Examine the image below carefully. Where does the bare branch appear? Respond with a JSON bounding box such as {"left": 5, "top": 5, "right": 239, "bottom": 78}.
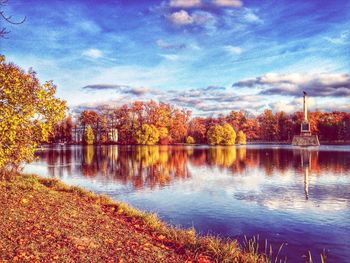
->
{"left": 0, "top": 27, "right": 10, "bottom": 38}
{"left": 0, "top": 10, "right": 26, "bottom": 25}
{"left": 0, "top": 0, "right": 26, "bottom": 38}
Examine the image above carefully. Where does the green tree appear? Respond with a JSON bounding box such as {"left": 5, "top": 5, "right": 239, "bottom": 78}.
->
{"left": 84, "top": 125, "right": 95, "bottom": 145}
{"left": 0, "top": 55, "right": 66, "bottom": 174}
{"left": 221, "top": 123, "right": 236, "bottom": 145}
{"left": 134, "top": 124, "right": 159, "bottom": 145}
{"left": 236, "top": 130, "right": 247, "bottom": 144}
{"left": 207, "top": 125, "right": 224, "bottom": 145}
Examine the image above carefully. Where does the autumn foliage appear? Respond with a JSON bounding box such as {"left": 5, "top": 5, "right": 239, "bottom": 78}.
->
{"left": 134, "top": 124, "right": 159, "bottom": 145}
{"left": 207, "top": 124, "right": 236, "bottom": 145}
{"left": 0, "top": 55, "right": 66, "bottom": 173}
{"left": 236, "top": 130, "right": 247, "bottom": 145}
{"left": 62, "top": 105, "right": 350, "bottom": 146}
{"left": 84, "top": 125, "right": 95, "bottom": 145}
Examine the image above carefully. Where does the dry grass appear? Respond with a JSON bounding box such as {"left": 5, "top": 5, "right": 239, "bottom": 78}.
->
{"left": 0, "top": 173, "right": 312, "bottom": 262}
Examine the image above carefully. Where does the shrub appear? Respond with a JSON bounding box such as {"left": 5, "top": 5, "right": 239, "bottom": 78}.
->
{"left": 186, "top": 136, "right": 195, "bottom": 144}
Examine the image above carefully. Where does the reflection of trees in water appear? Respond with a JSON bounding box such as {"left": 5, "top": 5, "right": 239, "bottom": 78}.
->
{"left": 207, "top": 146, "right": 237, "bottom": 167}
{"left": 66, "top": 146, "right": 191, "bottom": 189}
{"left": 35, "top": 145, "right": 350, "bottom": 189}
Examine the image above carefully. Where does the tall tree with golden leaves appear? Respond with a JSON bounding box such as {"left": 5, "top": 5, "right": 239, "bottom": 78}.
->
{"left": 0, "top": 55, "right": 66, "bottom": 174}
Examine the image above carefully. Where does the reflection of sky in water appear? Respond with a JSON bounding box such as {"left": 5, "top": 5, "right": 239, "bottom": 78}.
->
{"left": 24, "top": 145, "right": 350, "bottom": 262}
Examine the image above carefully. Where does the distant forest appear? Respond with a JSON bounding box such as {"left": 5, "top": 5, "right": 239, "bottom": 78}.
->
{"left": 49, "top": 100, "right": 350, "bottom": 144}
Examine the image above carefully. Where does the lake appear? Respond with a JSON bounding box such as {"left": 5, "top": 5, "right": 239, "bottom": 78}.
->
{"left": 24, "top": 145, "right": 350, "bottom": 262}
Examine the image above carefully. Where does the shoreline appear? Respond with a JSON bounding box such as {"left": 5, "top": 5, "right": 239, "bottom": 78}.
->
{"left": 41, "top": 141, "right": 350, "bottom": 148}
{"left": 1, "top": 173, "right": 279, "bottom": 262}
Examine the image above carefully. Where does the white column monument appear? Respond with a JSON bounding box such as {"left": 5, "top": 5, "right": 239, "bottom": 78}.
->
{"left": 292, "top": 91, "right": 320, "bottom": 146}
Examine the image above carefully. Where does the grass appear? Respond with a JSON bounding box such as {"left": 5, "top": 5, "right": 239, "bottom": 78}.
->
{"left": 0, "top": 173, "right": 324, "bottom": 262}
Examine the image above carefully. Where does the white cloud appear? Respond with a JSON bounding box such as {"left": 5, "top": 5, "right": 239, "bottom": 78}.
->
{"left": 324, "top": 31, "right": 349, "bottom": 45}
{"left": 224, "top": 45, "right": 243, "bottom": 55}
{"left": 269, "top": 97, "right": 316, "bottom": 113}
{"left": 244, "top": 8, "right": 263, "bottom": 23}
{"left": 160, "top": 54, "right": 180, "bottom": 61}
{"left": 213, "top": 0, "right": 243, "bottom": 7}
{"left": 82, "top": 48, "right": 103, "bottom": 59}
{"left": 169, "top": 10, "right": 214, "bottom": 26}
{"left": 169, "top": 10, "right": 194, "bottom": 25}
{"left": 169, "top": 0, "right": 201, "bottom": 8}
{"left": 234, "top": 72, "right": 350, "bottom": 97}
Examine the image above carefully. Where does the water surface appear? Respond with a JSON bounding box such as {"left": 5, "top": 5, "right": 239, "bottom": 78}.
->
{"left": 25, "top": 145, "right": 350, "bottom": 262}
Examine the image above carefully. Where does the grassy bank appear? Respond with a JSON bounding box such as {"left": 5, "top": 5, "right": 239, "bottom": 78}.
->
{"left": 1, "top": 174, "right": 281, "bottom": 262}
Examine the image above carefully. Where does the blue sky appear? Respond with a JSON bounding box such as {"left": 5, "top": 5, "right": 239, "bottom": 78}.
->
{"left": 2, "top": 0, "right": 350, "bottom": 115}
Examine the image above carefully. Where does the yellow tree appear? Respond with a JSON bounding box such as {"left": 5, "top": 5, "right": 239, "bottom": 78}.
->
{"left": 222, "top": 123, "right": 236, "bottom": 145}
{"left": 236, "top": 130, "right": 247, "bottom": 144}
{"left": 207, "top": 125, "right": 224, "bottom": 145}
{"left": 158, "top": 127, "right": 168, "bottom": 140}
{"left": 84, "top": 125, "right": 95, "bottom": 145}
{"left": 134, "top": 124, "right": 159, "bottom": 145}
{"left": 0, "top": 55, "right": 66, "bottom": 173}
{"left": 186, "top": 136, "right": 195, "bottom": 144}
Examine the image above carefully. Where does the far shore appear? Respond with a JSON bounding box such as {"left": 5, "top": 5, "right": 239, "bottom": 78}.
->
{"left": 40, "top": 140, "right": 350, "bottom": 147}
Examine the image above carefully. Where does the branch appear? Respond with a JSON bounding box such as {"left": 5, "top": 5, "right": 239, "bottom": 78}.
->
{"left": 0, "top": 27, "right": 10, "bottom": 38}
{"left": 0, "top": 10, "right": 26, "bottom": 25}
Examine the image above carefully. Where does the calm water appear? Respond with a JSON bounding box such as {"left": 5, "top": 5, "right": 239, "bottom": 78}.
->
{"left": 24, "top": 145, "right": 350, "bottom": 262}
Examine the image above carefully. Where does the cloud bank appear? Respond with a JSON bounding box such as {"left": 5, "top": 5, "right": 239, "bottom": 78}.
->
{"left": 233, "top": 73, "right": 350, "bottom": 97}
{"left": 83, "top": 84, "right": 152, "bottom": 96}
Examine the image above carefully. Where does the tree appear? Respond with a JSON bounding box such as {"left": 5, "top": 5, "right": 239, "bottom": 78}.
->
{"left": 221, "top": 123, "right": 236, "bottom": 145}
{"left": 169, "top": 109, "right": 191, "bottom": 143}
{"left": 114, "top": 104, "right": 134, "bottom": 144}
{"left": 188, "top": 117, "right": 207, "bottom": 143}
{"left": 84, "top": 125, "right": 94, "bottom": 145}
{"left": 49, "top": 115, "right": 73, "bottom": 143}
{"left": 236, "top": 130, "right": 247, "bottom": 144}
{"left": 158, "top": 127, "right": 169, "bottom": 145}
{"left": 186, "top": 136, "right": 195, "bottom": 144}
{"left": 0, "top": 55, "right": 66, "bottom": 173}
{"left": 207, "top": 125, "right": 224, "bottom": 145}
{"left": 134, "top": 124, "right": 159, "bottom": 145}
{"left": 257, "top": 109, "right": 279, "bottom": 141}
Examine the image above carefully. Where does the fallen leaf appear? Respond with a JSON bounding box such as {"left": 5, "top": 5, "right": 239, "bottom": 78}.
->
{"left": 158, "top": 235, "right": 166, "bottom": 240}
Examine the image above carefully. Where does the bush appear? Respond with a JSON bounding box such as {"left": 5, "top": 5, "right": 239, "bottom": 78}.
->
{"left": 186, "top": 136, "right": 195, "bottom": 144}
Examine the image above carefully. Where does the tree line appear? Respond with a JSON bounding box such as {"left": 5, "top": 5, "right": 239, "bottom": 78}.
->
{"left": 50, "top": 100, "right": 350, "bottom": 145}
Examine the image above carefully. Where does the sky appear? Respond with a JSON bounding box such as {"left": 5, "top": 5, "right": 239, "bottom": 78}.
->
{"left": 1, "top": 0, "right": 350, "bottom": 116}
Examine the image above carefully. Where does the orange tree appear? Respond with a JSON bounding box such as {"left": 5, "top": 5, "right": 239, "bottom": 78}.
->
{"left": 0, "top": 55, "right": 66, "bottom": 174}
